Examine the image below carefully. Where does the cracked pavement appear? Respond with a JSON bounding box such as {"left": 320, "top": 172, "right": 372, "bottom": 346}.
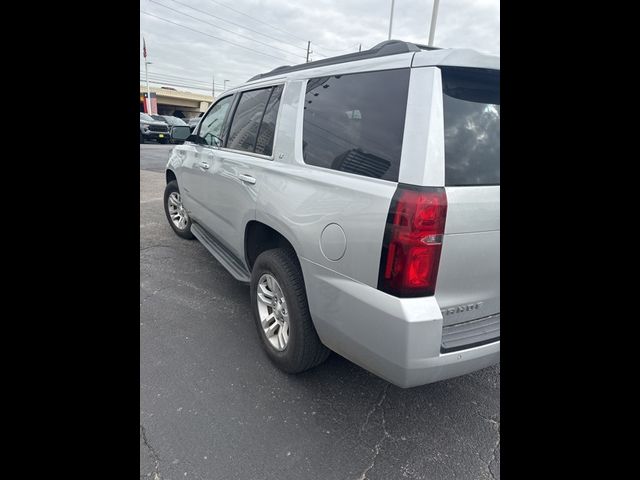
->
{"left": 140, "top": 145, "right": 500, "bottom": 480}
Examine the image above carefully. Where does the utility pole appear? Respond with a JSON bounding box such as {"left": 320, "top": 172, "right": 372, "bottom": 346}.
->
{"left": 359, "top": 44, "right": 362, "bottom": 52}
{"left": 306, "top": 41, "right": 312, "bottom": 63}
{"left": 224, "top": 79, "right": 229, "bottom": 90}
{"left": 388, "top": 0, "right": 395, "bottom": 40}
{"left": 428, "top": 0, "right": 440, "bottom": 46}
{"left": 212, "top": 73, "right": 215, "bottom": 99}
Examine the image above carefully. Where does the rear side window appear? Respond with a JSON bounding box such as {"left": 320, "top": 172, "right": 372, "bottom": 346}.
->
{"left": 255, "top": 85, "right": 283, "bottom": 156}
{"left": 441, "top": 67, "right": 500, "bottom": 186}
{"left": 226, "top": 85, "right": 283, "bottom": 155}
{"left": 302, "top": 69, "right": 410, "bottom": 182}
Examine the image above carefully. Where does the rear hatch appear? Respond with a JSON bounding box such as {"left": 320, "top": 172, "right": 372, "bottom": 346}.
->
{"left": 434, "top": 66, "right": 500, "bottom": 327}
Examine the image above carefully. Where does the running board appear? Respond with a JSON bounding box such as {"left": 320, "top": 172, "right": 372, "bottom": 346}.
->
{"left": 191, "top": 222, "right": 251, "bottom": 283}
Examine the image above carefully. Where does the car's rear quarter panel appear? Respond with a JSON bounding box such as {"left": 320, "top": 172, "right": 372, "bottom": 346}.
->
{"left": 256, "top": 163, "right": 395, "bottom": 287}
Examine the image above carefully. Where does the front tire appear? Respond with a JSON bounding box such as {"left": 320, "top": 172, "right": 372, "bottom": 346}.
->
{"left": 163, "top": 180, "right": 195, "bottom": 239}
{"left": 250, "top": 248, "right": 330, "bottom": 373}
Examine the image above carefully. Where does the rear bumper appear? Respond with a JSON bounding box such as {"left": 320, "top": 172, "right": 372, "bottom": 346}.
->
{"left": 300, "top": 258, "right": 500, "bottom": 388}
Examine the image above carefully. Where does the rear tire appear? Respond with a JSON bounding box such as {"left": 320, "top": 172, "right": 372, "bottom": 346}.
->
{"left": 250, "top": 248, "right": 330, "bottom": 373}
{"left": 163, "top": 180, "right": 195, "bottom": 239}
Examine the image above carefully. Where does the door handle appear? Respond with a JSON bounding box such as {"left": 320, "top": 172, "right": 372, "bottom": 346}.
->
{"left": 239, "top": 174, "right": 256, "bottom": 184}
{"left": 199, "top": 161, "right": 210, "bottom": 170}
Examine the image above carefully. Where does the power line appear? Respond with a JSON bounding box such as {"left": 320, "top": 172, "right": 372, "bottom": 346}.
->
{"left": 140, "top": 73, "right": 237, "bottom": 90}
{"left": 312, "top": 45, "right": 359, "bottom": 59}
{"left": 140, "top": 70, "right": 227, "bottom": 87}
{"left": 204, "top": 0, "right": 357, "bottom": 54}
{"left": 160, "top": 0, "right": 308, "bottom": 53}
{"left": 145, "top": 81, "right": 227, "bottom": 93}
{"left": 140, "top": 78, "right": 218, "bottom": 92}
{"left": 140, "top": 70, "right": 213, "bottom": 82}
{"left": 204, "top": 0, "right": 308, "bottom": 43}
{"left": 143, "top": 75, "right": 224, "bottom": 90}
{"left": 148, "top": 0, "right": 306, "bottom": 61}
{"left": 140, "top": 71, "right": 217, "bottom": 86}
{"left": 146, "top": 80, "right": 225, "bottom": 91}
{"left": 142, "top": 75, "right": 228, "bottom": 90}
{"left": 314, "top": 43, "right": 362, "bottom": 53}
{"left": 141, "top": 11, "right": 289, "bottom": 63}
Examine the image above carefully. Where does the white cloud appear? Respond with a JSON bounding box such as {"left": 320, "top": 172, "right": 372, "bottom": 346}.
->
{"left": 140, "top": 0, "right": 499, "bottom": 95}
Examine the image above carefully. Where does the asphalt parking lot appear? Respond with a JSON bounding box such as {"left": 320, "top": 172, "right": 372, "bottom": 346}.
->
{"left": 140, "top": 144, "right": 500, "bottom": 480}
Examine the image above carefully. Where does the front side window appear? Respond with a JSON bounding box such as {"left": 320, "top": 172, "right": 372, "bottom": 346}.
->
{"left": 302, "top": 69, "right": 410, "bottom": 181}
{"left": 441, "top": 67, "right": 500, "bottom": 186}
{"left": 198, "top": 96, "right": 234, "bottom": 146}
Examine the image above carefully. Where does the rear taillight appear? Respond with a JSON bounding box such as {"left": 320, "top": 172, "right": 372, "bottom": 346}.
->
{"left": 378, "top": 185, "right": 448, "bottom": 297}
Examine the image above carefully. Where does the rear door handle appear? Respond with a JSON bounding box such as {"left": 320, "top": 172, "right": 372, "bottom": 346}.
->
{"left": 199, "top": 161, "right": 210, "bottom": 170}
{"left": 239, "top": 174, "right": 256, "bottom": 184}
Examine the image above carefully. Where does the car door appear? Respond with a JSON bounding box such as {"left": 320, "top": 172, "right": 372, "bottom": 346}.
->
{"left": 178, "top": 95, "right": 235, "bottom": 225}
{"left": 197, "top": 84, "right": 284, "bottom": 260}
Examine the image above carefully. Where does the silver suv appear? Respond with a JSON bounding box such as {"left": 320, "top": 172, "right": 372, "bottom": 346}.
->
{"left": 164, "top": 40, "right": 500, "bottom": 388}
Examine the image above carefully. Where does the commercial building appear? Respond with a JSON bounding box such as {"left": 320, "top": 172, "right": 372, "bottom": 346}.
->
{"left": 140, "top": 85, "right": 213, "bottom": 119}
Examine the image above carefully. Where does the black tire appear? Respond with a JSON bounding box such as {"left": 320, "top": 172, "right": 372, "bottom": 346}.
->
{"left": 250, "top": 248, "right": 330, "bottom": 373}
{"left": 163, "top": 180, "right": 195, "bottom": 239}
{"left": 160, "top": 138, "right": 169, "bottom": 144}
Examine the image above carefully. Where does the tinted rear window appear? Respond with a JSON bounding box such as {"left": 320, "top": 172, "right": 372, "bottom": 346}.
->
{"left": 441, "top": 67, "right": 500, "bottom": 186}
{"left": 302, "top": 69, "right": 410, "bottom": 182}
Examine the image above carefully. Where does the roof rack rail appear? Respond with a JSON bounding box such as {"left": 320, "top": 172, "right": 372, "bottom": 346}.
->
{"left": 246, "top": 40, "right": 441, "bottom": 82}
{"left": 414, "top": 43, "right": 443, "bottom": 51}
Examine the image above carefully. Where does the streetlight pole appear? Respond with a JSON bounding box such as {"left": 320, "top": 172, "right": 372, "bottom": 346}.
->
{"left": 143, "top": 36, "right": 153, "bottom": 114}
{"left": 306, "top": 41, "right": 312, "bottom": 63}
{"left": 224, "top": 79, "right": 229, "bottom": 91}
{"left": 145, "top": 60, "right": 153, "bottom": 114}
{"left": 428, "top": 0, "right": 440, "bottom": 47}
{"left": 388, "top": 0, "right": 396, "bottom": 40}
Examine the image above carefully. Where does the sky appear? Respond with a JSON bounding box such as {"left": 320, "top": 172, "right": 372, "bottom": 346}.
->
{"left": 140, "top": 0, "right": 500, "bottom": 96}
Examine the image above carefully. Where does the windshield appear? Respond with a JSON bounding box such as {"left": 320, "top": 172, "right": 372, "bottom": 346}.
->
{"left": 140, "top": 113, "right": 154, "bottom": 122}
{"left": 441, "top": 67, "right": 500, "bottom": 186}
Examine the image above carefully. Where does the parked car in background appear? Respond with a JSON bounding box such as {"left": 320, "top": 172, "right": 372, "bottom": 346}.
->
{"left": 163, "top": 40, "right": 500, "bottom": 388}
{"left": 150, "top": 114, "right": 169, "bottom": 125}
{"left": 152, "top": 115, "right": 190, "bottom": 144}
{"left": 188, "top": 114, "right": 203, "bottom": 133}
{"left": 140, "top": 112, "right": 170, "bottom": 144}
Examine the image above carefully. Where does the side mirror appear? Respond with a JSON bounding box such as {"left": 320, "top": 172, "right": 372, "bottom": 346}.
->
{"left": 185, "top": 134, "right": 205, "bottom": 145}
{"left": 171, "top": 125, "right": 192, "bottom": 141}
